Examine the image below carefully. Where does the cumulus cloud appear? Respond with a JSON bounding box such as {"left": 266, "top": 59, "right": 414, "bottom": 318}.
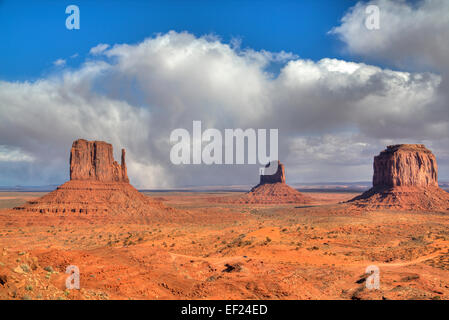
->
{"left": 0, "top": 145, "right": 34, "bottom": 162}
{"left": 273, "top": 58, "right": 441, "bottom": 138}
{"left": 0, "top": 65, "right": 168, "bottom": 187}
{"left": 89, "top": 43, "right": 110, "bottom": 55}
{"left": 1, "top": 29, "right": 448, "bottom": 187}
{"left": 53, "top": 59, "right": 66, "bottom": 67}
{"left": 330, "top": 0, "right": 449, "bottom": 179}
{"left": 331, "top": 0, "right": 449, "bottom": 71}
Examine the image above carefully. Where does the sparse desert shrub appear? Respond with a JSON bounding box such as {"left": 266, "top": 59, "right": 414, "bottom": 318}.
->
{"left": 44, "top": 266, "right": 54, "bottom": 273}
{"left": 21, "top": 264, "right": 30, "bottom": 273}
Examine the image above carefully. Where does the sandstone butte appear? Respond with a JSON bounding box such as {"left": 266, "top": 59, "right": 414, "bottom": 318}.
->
{"left": 227, "top": 161, "right": 314, "bottom": 204}
{"left": 348, "top": 144, "right": 449, "bottom": 211}
{"left": 69, "top": 139, "right": 129, "bottom": 183}
{"left": 14, "top": 139, "right": 167, "bottom": 218}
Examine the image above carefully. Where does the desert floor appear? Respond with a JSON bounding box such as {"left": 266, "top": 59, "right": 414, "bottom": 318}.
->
{"left": 0, "top": 190, "right": 448, "bottom": 300}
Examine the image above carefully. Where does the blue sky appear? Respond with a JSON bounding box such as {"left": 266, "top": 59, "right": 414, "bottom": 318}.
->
{"left": 0, "top": 0, "right": 357, "bottom": 81}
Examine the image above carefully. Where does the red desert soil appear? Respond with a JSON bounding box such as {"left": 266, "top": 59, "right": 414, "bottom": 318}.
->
{"left": 1, "top": 190, "right": 449, "bottom": 300}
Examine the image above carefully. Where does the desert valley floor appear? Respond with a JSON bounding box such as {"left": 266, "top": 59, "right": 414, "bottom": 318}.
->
{"left": 1, "top": 190, "right": 449, "bottom": 300}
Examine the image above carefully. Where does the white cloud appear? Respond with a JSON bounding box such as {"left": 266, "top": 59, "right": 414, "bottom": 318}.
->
{"left": 0, "top": 68, "right": 168, "bottom": 187}
{"left": 329, "top": 0, "right": 449, "bottom": 178}
{"left": 89, "top": 43, "right": 110, "bottom": 55}
{"left": 330, "top": 0, "right": 449, "bottom": 70}
{"left": 53, "top": 59, "right": 66, "bottom": 67}
{"left": 0, "top": 145, "right": 34, "bottom": 162}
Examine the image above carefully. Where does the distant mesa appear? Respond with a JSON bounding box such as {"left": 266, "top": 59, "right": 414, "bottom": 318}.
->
{"left": 14, "top": 139, "right": 165, "bottom": 217}
{"left": 223, "top": 161, "right": 314, "bottom": 204}
{"left": 348, "top": 144, "right": 449, "bottom": 211}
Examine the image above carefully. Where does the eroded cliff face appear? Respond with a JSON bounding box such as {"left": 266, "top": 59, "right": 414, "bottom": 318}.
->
{"left": 348, "top": 144, "right": 449, "bottom": 211}
{"left": 373, "top": 144, "right": 438, "bottom": 188}
{"left": 14, "top": 139, "right": 171, "bottom": 217}
{"left": 69, "top": 139, "right": 129, "bottom": 183}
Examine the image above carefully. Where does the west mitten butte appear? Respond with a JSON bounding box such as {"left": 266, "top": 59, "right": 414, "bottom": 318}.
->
{"left": 348, "top": 144, "right": 449, "bottom": 211}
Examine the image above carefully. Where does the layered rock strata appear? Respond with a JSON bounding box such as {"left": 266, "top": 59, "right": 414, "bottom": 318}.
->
{"left": 348, "top": 144, "right": 449, "bottom": 211}
{"left": 15, "top": 139, "right": 163, "bottom": 216}
{"left": 225, "top": 161, "right": 313, "bottom": 204}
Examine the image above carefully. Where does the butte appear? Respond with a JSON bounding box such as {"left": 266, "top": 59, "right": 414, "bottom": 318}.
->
{"left": 14, "top": 139, "right": 166, "bottom": 217}
{"left": 348, "top": 144, "right": 449, "bottom": 211}
{"left": 228, "top": 161, "right": 314, "bottom": 204}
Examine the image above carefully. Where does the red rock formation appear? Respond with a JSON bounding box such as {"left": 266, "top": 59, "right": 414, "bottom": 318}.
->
{"left": 70, "top": 139, "right": 129, "bottom": 183}
{"left": 15, "top": 139, "right": 170, "bottom": 219}
{"left": 234, "top": 182, "right": 314, "bottom": 204}
{"left": 17, "top": 180, "right": 161, "bottom": 215}
{"left": 348, "top": 144, "right": 449, "bottom": 211}
{"left": 221, "top": 161, "right": 313, "bottom": 204}
{"left": 372, "top": 144, "right": 438, "bottom": 188}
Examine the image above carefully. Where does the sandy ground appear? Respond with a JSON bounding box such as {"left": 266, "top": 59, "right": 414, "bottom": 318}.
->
{"left": 0, "top": 191, "right": 448, "bottom": 300}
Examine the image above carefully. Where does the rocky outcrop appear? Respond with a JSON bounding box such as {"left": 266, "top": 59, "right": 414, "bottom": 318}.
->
{"left": 70, "top": 139, "right": 129, "bottom": 182}
{"left": 220, "top": 161, "right": 313, "bottom": 204}
{"left": 236, "top": 182, "right": 314, "bottom": 204}
{"left": 348, "top": 144, "right": 449, "bottom": 211}
{"left": 14, "top": 139, "right": 172, "bottom": 219}
{"left": 372, "top": 144, "right": 438, "bottom": 188}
